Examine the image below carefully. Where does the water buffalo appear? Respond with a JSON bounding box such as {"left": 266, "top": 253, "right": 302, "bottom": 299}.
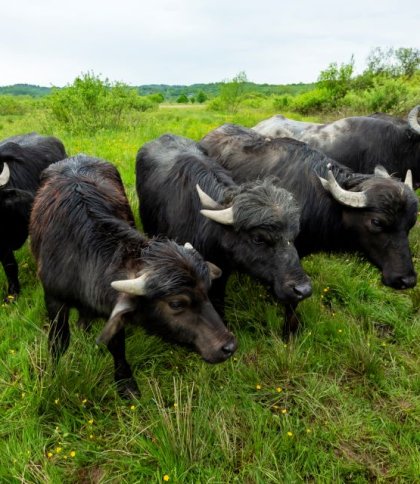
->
{"left": 0, "top": 132, "right": 66, "bottom": 299}
{"left": 136, "top": 134, "right": 312, "bottom": 336}
{"left": 252, "top": 106, "right": 420, "bottom": 187}
{"left": 30, "top": 155, "right": 236, "bottom": 398}
{"left": 201, "top": 124, "right": 418, "bottom": 290}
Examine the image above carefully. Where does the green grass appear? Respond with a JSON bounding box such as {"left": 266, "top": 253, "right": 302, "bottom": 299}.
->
{"left": 0, "top": 105, "right": 419, "bottom": 483}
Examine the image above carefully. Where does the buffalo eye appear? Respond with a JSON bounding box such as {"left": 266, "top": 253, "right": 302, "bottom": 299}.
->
{"left": 371, "top": 218, "right": 382, "bottom": 228}
{"left": 168, "top": 300, "right": 187, "bottom": 311}
{"left": 252, "top": 235, "right": 265, "bottom": 245}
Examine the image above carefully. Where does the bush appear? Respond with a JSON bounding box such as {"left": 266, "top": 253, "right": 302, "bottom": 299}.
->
{"left": 47, "top": 72, "right": 155, "bottom": 133}
{"left": 0, "top": 95, "right": 29, "bottom": 115}
{"left": 272, "top": 94, "right": 293, "bottom": 110}
{"left": 291, "top": 88, "right": 334, "bottom": 114}
{"left": 365, "top": 78, "right": 409, "bottom": 112}
{"left": 176, "top": 94, "right": 189, "bottom": 103}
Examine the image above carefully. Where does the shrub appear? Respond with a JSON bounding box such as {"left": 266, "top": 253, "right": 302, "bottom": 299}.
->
{"left": 196, "top": 91, "right": 207, "bottom": 103}
{"left": 291, "top": 88, "right": 334, "bottom": 114}
{"left": 176, "top": 94, "right": 189, "bottom": 103}
{"left": 272, "top": 94, "right": 293, "bottom": 110}
{"left": 0, "top": 95, "right": 28, "bottom": 115}
{"left": 47, "top": 72, "right": 154, "bottom": 133}
{"left": 364, "top": 78, "right": 409, "bottom": 112}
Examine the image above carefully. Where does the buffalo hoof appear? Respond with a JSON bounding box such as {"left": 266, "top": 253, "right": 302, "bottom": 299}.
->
{"left": 76, "top": 317, "right": 92, "bottom": 331}
{"left": 116, "top": 378, "right": 141, "bottom": 400}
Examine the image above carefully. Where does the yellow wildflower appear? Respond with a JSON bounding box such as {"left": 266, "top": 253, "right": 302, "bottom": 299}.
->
{"left": 88, "top": 419, "right": 94, "bottom": 425}
{"left": 163, "top": 475, "right": 170, "bottom": 482}
{"left": 276, "top": 387, "right": 282, "bottom": 393}
{"left": 287, "top": 431, "right": 293, "bottom": 437}
{"left": 55, "top": 447, "right": 62, "bottom": 454}
{"left": 130, "top": 405, "right": 136, "bottom": 411}
{"left": 281, "top": 409, "right": 287, "bottom": 414}
{"left": 69, "top": 451, "right": 76, "bottom": 458}
{"left": 256, "top": 384, "right": 262, "bottom": 390}
{"left": 54, "top": 399, "right": 59, "bottom": 405}
{"left": 47, "top": 452, "right": 53, "bottom": 458}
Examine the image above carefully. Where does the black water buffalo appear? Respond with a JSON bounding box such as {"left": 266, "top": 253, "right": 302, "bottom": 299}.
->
{"left": 136, "top": 134, "right": 312, "bottom": 335}
{"left": 30, "top": 155, "right": 236, "bottom": 398}
{"left": 200, "top": 124, "right": 418, "bottom": 290}
{"left": 0, "top": 132, "right": 66, "bottom": 299}
{"left": 252, "top": 106, "right": 420, "bottom": 187}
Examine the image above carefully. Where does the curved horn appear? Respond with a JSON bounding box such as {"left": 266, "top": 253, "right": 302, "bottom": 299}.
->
{"left": 111, "top": 273, "right": 149, "bottom": 296}
{"left": 196, "top": 184, "right": 222, "bottom": 209}
{"left": 319, "top": 164, "right": 367, "bottom": 208}
{"left": 200, "top": 207, "right": 234, "bottom": 225}
{"left": 374, "top": 165, "right": 391, "bottom": 178}
{"left": 0, "top": 162, "right": 10, "bottom": 186}
{"left": 407, "top": 105, "right": 420, "bottom": 135}
{"left": 404, "top": 169, "right": 413, "bottom": 190}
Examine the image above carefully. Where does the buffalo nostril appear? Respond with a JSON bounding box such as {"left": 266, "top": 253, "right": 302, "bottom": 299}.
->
{"left": 221, "top": 339, "right": 237, "bottom": 356}
{"left": 293, "top": 282, "right": 312, "bottom": 299}
{"left": 399, "top": 275, "right": 417, "bottom": 289}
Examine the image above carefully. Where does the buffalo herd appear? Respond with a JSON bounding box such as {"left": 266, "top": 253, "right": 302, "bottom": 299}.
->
{"left": 1, "top": 106, "right": 419, "bottom": 396}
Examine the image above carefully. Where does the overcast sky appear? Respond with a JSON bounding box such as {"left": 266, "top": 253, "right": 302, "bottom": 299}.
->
{"left": 1, "top": 0, "right": 419, "bottom": 87}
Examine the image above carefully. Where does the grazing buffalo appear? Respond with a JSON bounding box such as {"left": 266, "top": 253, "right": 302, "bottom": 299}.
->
{"left": 136, "top": 134, "right": 312, "bottom": 335}
{"left": 252, "top": 106, "right": 420, "bottom": 187}
{"left": 201, "top": 124, "right": 418, "bottom": 290}
{"left": 30, "top": 155, "right": 236, "bottom": 398}
{"left": 0, "top": 133, "right": 66, "bottom": 299}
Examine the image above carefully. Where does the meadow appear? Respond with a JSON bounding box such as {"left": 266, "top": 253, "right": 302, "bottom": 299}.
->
{"left": 0, "top": 104, "right": 419, "bottom": 483}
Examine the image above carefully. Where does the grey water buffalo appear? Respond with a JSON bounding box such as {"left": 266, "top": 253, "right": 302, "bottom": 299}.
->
{"left": 0, "top": 133, "right": 66, "bottom": 299}
{"left": 252, "top": 106, "right": 420, "bottom": 187}
{"left": 201, "top": 124, "right": 418, "bottom": 290}
{"left": 30, "top": 155, "right": 236, "bottom": 398}
{"left": 136, "top": 134, "right": 312, "bottom": 335}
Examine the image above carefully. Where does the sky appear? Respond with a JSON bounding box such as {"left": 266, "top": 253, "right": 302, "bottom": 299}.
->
{"left": 1, "top": 0, "right": 419, "bottom": 87}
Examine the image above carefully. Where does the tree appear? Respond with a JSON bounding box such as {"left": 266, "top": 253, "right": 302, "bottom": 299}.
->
{"left": 176, "top": 93, "right": 189, "bottom": 103}
{"left": 317, "top": 56, "right": 354, "bottom": 104}
{"left": 394, "top": 47, "right": 420, "bottom": 77}
{"left": 219, "top": 71, "right": 248, "bottom": 113}
{"left": 196, "top": 90, "right": 207, "bottom": 103}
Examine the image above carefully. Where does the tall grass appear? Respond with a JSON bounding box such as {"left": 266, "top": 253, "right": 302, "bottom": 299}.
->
{"left": 0, "top": 105, "right": 419, "bottom": 482}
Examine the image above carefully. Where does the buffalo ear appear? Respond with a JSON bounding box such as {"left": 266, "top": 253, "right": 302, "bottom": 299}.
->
{"left": 207, "top": 261, "right": 222, "bottom": 280}
{"left": 96, "top": 294, "right": 136, "bottom": 345}
{"left": 0, "top": 142, "right": 27, "bottom": 163}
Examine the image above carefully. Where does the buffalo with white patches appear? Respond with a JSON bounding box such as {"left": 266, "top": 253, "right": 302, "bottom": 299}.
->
{"left": 252, "top": 106, "right": 420, "bottom": 187}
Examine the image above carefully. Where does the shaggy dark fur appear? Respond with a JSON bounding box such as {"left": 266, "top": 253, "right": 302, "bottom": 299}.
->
{"left": 30, "top": 155, "right": 235, "bottom": 398}
{"left": 0, "top": 132, "right": 66, "bottom": 298}
{"left": 136, "top": 134, "right": 312, "bottom": 330}
{"left": 200, "top": 124, "right": 418, "bottom": 290}
{"left": 253, "top": 111, "right": 420, "bottom": 187}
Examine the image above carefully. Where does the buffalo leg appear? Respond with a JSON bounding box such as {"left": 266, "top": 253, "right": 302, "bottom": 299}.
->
{"left": 107, "top": 328, "right": 140, "bottom": 398}
{"left": 76, "top": 308, "right": 93, "bottom": 331}
{"left": 45, "top": 294, "right": 70, "bottom": 362}
{"left": 0, "top": 248, "right": 19, "bottom": 300}
{"left": 283, "top": 303, "right": 300, "bottom": 340}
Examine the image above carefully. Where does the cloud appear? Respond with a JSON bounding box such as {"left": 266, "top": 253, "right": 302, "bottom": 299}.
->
{"left": 1, "top": 0, "right": 419, "bottom": 86}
